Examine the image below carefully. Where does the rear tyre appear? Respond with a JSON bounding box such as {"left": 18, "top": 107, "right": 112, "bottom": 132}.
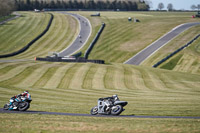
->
{"left": 3, "top": 104, "right": 9, "bottom": 110}
{"left": 90, "top": 106, "right": 98, "bottom": 115}
{"left": 18, "top": 102, "right": 29, "bottom": 111}
{"left": 111, "top": 105, "right": 123, "bottom": 115}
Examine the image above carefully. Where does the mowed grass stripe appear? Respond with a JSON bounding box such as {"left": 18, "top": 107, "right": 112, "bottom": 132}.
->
{"left": 113, "top": 65, "right": 127, "bottom": 90}
{"left": 104, "top": 65, "right": 115, "bottom": 89}
{"left": 16, "top": 64, "right": 53, "bottom": 88}
{"left": 58, "top": 63, "right": 81, "bottom": 89}
{"left": 0, "top": 12, "right": 31, "bottom": 41}
{"left": 159, "top": 73, "right": 198, "bottom": 95}
{"left": 10, "top": 13, "right": 48, "bottom": 50}
{"left": 0, "top": 14, "right": 31, "bottom": 53}
{"left": 44, "top": 64, "right": 75, "bottom": 89}
{"left": 0, "top": 63, "right": 39, "bottom": 82}
{"left": 69, "top": 63, "right": 92, "bottom": 89}
{"left": 92, "top": 64, "right": 106, "bottom": 90}
{"left": 33, "top": 66, "right": 59, "bottom": 88}
{"left": 15, "top": 12, "right": 77, "bottom": 59}
{"left": 0, "top": 64, "right": 23, "bottom": 76}
{"left": 123, "top": 65, "right": 139, "bottom": 90}
{"left": 0, "top": 65, "right": 40, "bottom": 87}
{"left": 82, "top": 64, "right": 98, "bottom": 89}
{"left": 0, "top": 62, "right": 200, "bottom": 116}
{"left": 0, "top": 13, "right": 46, "bottom": 55}
{"left": 16, "top": 13, "right": 63, "bottom": 58}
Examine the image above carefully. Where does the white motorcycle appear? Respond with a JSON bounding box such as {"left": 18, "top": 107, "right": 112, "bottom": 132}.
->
{"left": 91, "top": 95, "right": 128, "bottom": 115}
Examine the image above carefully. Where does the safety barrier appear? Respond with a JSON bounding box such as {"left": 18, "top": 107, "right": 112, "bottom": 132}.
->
{"left": 84, "top": 22, "right": 105, "bottom": 59}
{"left": 35, "top": 57, "right": 104, "bottom": 64}
{"left": 0, "top": 13, "right": 54, "bottom": 58}
{"left": 153, "top": 33, "right": 200, "bottom": 68}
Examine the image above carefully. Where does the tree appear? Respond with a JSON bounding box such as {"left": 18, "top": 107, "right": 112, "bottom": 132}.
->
{"left": 158, "top": 2, "right": 164, "bottom": 10}
{"left": 0, "top": 0, "right": 16, "bottom": 16}
{"left": 191, "top": 4, "right": 197, "bottom": 10}
{"left": 167, "top": 3, "right": 173, "bottom": 11}
{"left": 198, "top": 4, "right": 200, "bottom": 11}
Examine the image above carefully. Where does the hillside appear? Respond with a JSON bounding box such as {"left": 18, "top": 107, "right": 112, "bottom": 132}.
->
{"left": 143, "top": 25, "right": 200, "bottom": 74}
{"left": 73, "top": 11, "right": 200, "bottom": 63}
{"left": 0, "top": 11, "right": 200, "bottom": 132}
{"left": 0, "top": 61, "right": 200, "bottom": 116}
{"left": 0, "top": 12, "right": 50, "bottom": 55}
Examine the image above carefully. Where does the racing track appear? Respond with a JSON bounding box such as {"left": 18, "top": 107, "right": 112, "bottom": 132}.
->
{"left": 124, "top": 22, "right": 200, "bottom": 65}
{"left": 57, "top": 12, "right": 92, "bottom": 57}
{"left": 0, "top": 108, "right": 200, "bottom": 119}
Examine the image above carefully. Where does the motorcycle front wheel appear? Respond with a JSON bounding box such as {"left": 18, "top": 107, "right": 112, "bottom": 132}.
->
{"left": 3, "top": 104, "right": 9, "bottom": 110}
{"left": 18, "top": 102, "right": 30, "bottom": 111}
{"left": 111, "top": 105, "right": 123, "bottom": 115}
{"left": 90, "top": 106, "right": 98, "bottom": 115}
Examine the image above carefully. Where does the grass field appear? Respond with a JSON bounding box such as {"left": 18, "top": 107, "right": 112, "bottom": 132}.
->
{"left": 1, "top": 113, "right": 200, "bottom": 133}
{"left": 72, "top": 11, "right": 200, "bottom": 63}
{"left": 143, "top": 25, "right": 200, "bottom": 74}
{"left": 0, "top": 61, "right": 200, "bottom": 132}
{"left": 1, "top": 11, "right": 200, "bottom": 132}
{"left": 0, "top": 61, "right": 200, "bottom": 116}
{"left": 0, "top": 12, "right": 50, "bottom": 55}
{"left": 0, "top": 12, "right": 78, "bottom": 59}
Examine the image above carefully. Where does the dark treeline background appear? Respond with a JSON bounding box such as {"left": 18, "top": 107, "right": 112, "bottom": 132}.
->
{"left": 16, "top": 0, "right": 150, "bottom": 11}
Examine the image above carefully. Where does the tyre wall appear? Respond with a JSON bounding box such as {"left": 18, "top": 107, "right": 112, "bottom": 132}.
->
{"left": 84, "top": 22, "right": 105, "bottom": 59}
{"left": 36, "top": 57, "right": 105, "bottom": 64}
{"left": 153, "top": 34, "right": 200, "bottom": 68}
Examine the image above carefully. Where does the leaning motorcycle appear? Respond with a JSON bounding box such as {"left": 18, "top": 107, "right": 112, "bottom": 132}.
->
{"left": 4, "top": 97, "right": 32, "bottom": 111}
{"left": 91, "top": 96, "right": 128, "bottom": 115}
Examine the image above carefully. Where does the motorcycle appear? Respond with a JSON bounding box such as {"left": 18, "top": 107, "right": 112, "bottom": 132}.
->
{"left": 90, "top": 96, "right": 128, "bottom": 115}
{"left": 4, "top": 96, "right": 32, "bottom": 111}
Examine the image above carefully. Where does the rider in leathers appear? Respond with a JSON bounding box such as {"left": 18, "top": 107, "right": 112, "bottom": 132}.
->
{"left": 9, "top": 91, "right": 31, "bottom": 110}
{"left": 100, "top": 95, "right": 119, "bottom": 111}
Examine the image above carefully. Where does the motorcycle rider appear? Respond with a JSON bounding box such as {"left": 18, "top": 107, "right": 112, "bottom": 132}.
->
{"left": 9, "top": 91, "right": 31, "bottom": 110}
{"left": 101, "top": 94, "right": 119, "bottom": 111}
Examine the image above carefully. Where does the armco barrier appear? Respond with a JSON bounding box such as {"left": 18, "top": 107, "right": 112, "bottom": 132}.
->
{"left": 0, "top": 13, "right": 54, "bottom": 58}
{"left": 153, "top": 33, "right": 200, "bottom": 68}
{"left": 36, "top": 57, "right": 105, "bottom": 64}
{"left": 84, "top": 22, "right": 105, "bottom": 59}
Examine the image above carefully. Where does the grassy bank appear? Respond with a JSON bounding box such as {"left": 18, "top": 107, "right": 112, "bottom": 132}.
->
{"left": 0, "top": 12, "right": 78, "bottom": 59}
{"left": 1, "top": 113, "right": 200, "bottom": 133}
{"left": 72, "top": 11, "right": 200, "bottom": 63}
{"left": 0, "top": 12, "right": 50, "bottom": 55}
{"left": 143, "top": 25, "right": 200, "bottom": 74}
{"left": 0, "top": 61, "right": 200, "bottom": 116}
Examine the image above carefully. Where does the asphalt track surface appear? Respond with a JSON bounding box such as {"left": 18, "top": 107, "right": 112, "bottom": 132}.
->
{"left": 124, "top": 22, "right": 200, "bottom": 65}
{"left": 0, "top": 108, "right": 200, "bottom": 119}
{"left": 57, "top": 12, "right": 92, "bottom": 57}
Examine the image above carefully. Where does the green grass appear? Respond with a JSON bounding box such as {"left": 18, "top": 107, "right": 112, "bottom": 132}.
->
{"left": 0, "top": 15, "right": 15, "bottom": 22}
{"left": 0, "top": 12, "right": 78, "bottom": 59}
{"left": 0, "top": 12, "right": 50, "bottom": 55}
{"left": 1, "top": 11, "right": 200, "bottom": 132}
{"left": 142, "top": 25, "right": 200, "bottom": 74}
{"left": 0, "top": 61, "right": 200, "bottom": 116}
{"left": 1, "top": 113, "right": 200, "bottom": 133}
{"left": 72, "top": 11, "right": 200, "bottom": 63}
{"left": 160, "top": 54, "right": 183, "bottom": 70}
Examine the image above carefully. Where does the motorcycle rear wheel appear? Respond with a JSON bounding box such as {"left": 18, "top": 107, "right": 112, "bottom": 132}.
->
{"left": 18, "top": 102, "right": 30, "bottom": 111}
{"left": 111, "top": 105, "right": 123, "bottom": 115}
{"left": 90, "top": 106, "right": 98, "bottom": 115}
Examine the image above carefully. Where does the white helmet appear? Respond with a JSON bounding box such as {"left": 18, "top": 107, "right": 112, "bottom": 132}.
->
{"left": 112, "top": 94, "right": 118, "bottom": 100}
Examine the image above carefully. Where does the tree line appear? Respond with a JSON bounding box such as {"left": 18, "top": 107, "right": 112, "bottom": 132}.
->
{"left": 15, "top": 0, "right": 149, "bottom": 11}
{"left": 0, "top": 0, "right": 16, "bottom": 17}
